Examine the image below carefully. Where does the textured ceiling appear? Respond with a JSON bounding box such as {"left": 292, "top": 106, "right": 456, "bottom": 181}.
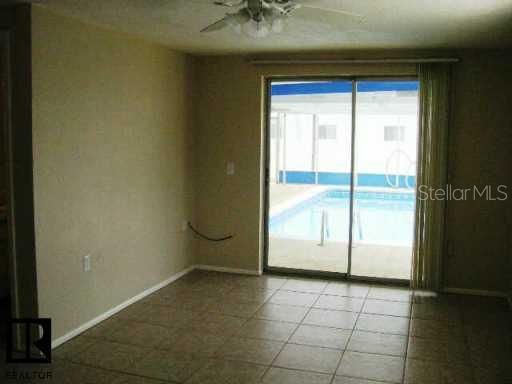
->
{"left": 30, "top": 0, "right": 512, "bottom": 54}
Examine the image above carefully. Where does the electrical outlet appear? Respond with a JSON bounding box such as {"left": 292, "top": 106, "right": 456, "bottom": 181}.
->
{"left": 83, "top": 255, "right": 91, "bottom": 272}
{"left": 181, "top": 220, "right": 188, "bottom": 232}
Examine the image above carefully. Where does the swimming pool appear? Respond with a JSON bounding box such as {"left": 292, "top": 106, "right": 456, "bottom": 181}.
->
{"left": 269, "top": 190, "right": 415, "bottom": 246}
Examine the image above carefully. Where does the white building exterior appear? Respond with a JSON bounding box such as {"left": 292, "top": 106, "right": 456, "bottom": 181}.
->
{"left": 270, "top": 88, "right": 419, "bottom": 188}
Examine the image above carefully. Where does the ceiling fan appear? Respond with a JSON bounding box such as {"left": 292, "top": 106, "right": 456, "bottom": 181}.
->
{"left": 201, "top": 0, "right": 364, "bottom": 38}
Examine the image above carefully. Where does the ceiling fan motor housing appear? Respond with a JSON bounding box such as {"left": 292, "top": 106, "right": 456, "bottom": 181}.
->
{"left": 247, "top": 0, "right": 294, "bottom": 19}
{"left": 247, "top": 0, "right": 263, "bottom": 14}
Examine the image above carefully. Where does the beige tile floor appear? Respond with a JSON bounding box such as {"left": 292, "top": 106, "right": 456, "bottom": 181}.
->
{"left": 12, "top": 271, "right": 511, "bottom": 384}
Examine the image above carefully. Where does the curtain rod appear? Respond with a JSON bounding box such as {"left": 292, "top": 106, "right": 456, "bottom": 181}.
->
{"left": 249, "top": 58, "right": 459, "bottom": 65}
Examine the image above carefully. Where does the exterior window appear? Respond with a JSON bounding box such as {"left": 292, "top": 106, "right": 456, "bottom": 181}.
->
{"left": 384, "top": 125, "right": 405, "bottom": 142}
{"left": 270, "top": 118, "right": 281, "bottom": 139}
{"left": 318, "top": 125, "right": 337, "bottom": 140}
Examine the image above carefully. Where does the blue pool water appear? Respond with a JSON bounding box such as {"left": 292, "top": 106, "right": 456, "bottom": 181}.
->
{"left": 269, "top": 190, "right": 415, "bottom": 246}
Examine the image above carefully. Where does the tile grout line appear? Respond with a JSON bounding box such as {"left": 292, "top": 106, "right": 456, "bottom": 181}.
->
{"left": 85, "top": 328, "right": 414, "bottom": 360}
{"left": 329, "top": 283, "right": 371, "bottom": 383}
{"left": 197, "top": 279, "right": 411, "bottom": 381}
{"left": 225, "top": 276, "right": 287, "bottom": 338}
{"left": 458, "top": 302, "right": 478, "bottom": 384}
{"left": 400, "top": 290, "right": 413, "bottom": 384}
{"left": 185, "top": 275, "right": 268, "bottom": 377}
{"left": 59, "top": 273, "right": 421, "bottom": 383}
{"left": 248, "top": 276, "right": 293, "bottom": 381}
{"left": 260, "top": 280, "right": 328, "bottom": 381}
{"left": 75, "top": 275, "right": 272, "bottom": 384}
{"left": 62, "top": 359, "right": 182, "bottom": 384}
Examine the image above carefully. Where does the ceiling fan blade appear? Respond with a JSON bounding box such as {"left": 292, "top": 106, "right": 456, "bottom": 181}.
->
{"left": 214, "top": 0, "right": 245, "bottom": 7}
{"left": 201, "top": 17, "right": 229, "bottom": 33}
{"left": 290, "top": 10, "right": 366, "bottom": 33}
{"left": 300, "top": 4, "right": 364, "bottom": 19}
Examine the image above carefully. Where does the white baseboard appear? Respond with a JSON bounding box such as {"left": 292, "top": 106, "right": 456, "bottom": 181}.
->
{"left": 195, "top": 264, "right": 262, "bottom": 276}
{"left": 51, "top": 264, "right": 263, "bottom": 349}
{"left": 51, "top": 265, "right": 195, "bottom": 349}
{"left": 443, "top": 287, "right": 509, "bottom": 298}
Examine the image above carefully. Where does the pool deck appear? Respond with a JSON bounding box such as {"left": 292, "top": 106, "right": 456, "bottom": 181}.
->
{"left": 268, "top": 183, "right": 413, "bottom": 280}
{"left": 268, "top": 237, "right": 411, "bottom": 280}
{"left": 269, "top": 184, "right": 322, "bottom": 208}
{"left": 269, "top": 184, "right": 328, "bottom": 217}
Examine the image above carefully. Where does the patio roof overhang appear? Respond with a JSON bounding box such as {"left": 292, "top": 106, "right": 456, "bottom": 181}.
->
{"left": 271, "top": 81, "right": 419, "bottom": 96}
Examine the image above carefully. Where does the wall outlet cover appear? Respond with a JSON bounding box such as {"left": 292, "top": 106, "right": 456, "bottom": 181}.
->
{"left": 83, "top": 255, "right": 91, "bottom": 272}
{"left": 226, "top": 161, "right": 235, "bottom": 176}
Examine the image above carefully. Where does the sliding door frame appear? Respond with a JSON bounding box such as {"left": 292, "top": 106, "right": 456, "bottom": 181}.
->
{"left": 262, "top": 76, "right": 354, "bottom": 280}
{"left": 262, "top": 75, "right": 417, "bottom": 285}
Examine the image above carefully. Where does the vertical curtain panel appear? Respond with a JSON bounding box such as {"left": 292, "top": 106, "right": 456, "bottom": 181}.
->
{"left": 411, "top": 64, "right": 451, "bottom": 290}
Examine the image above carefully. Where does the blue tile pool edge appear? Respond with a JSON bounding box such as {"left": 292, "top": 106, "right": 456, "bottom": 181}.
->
{"left": 269, "top": 189, "right": 415, "bottom": 227}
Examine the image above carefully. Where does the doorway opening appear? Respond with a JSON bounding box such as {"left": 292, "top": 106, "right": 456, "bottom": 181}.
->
{"left": 0, "top": 30, "right": 11, "bottom": 355}
{"left": 264, "top": 78, "right": 419, "bottom": 282}
{"left": 0, "top": 6, "right": 39, "bottom": 355}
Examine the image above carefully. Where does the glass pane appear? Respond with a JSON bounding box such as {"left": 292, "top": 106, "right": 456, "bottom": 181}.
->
{"left": 351, "top": 80, "right": 419, "bottom": 279}
{"left": 267, "top": 80, "right": 352, "bottom": 273}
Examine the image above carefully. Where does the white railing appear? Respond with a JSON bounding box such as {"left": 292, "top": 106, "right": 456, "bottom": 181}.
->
{"left": 318, "top": 210, "right": 329, "bottom": 246}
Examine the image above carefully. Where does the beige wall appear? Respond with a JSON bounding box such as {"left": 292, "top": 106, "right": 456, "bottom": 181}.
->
{"left": 30, "top": 5, "right": 512, "bottom": 341}
{"left": 194, "top": 56, "right": 416, "bottom": 273}
{"left": 32, "top": 6, "right": 197, "bottom": 340}
{"left": 194, "top": 51, "right": 512, "bottom": 293}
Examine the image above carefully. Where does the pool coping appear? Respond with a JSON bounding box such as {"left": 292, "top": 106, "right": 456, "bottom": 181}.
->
{"left": 269, "top": 185, "right": 415, "bottom": 219}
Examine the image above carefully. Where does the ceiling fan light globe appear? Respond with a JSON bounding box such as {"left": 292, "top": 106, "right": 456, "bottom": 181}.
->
{"left": 243, "top": 19, "right": 269, "bottom": 38}
{"left": 235, "top": 9, "right": 251, "bottom": 24}
{"left": 225, "top": 14, "right": 243, "bottom": 34}
{"left": 271, "top": 18, "right": 285, "bottom": 33}
{"left": 231, "top": 24, "right": 243, "bottom": 34}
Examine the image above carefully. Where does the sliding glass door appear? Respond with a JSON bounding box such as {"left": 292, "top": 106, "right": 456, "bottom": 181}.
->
{"left": 267, "top": 80, "right": 353, "bottom": 273}
{"left": 351, "top": 81, "right": 419, "bottom": 279}
{"left": 265, "top": 78, "right": 419, "bottom": 281}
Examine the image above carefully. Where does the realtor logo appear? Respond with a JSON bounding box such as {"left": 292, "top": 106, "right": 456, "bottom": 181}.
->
{"left": 6, "top": 318, "right": 52, "bottom": 363}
